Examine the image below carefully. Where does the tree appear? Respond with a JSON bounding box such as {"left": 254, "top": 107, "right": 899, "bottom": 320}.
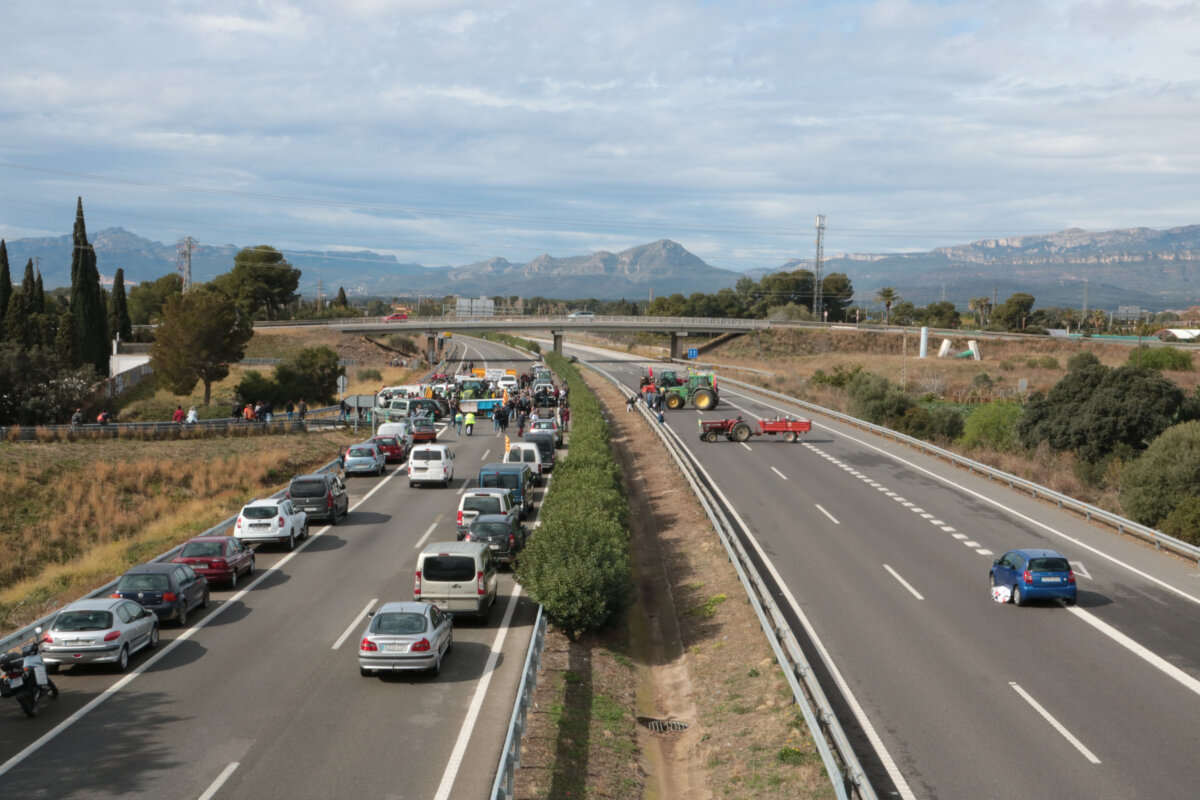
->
{"left": 335, "top": 286, "right": 348, "bottom": 308}
{"left": 0, "top": 240, "right": 9, "bottom": 330}
{"left": 922, "top": 301, "right": 960, "bottom": 329}
{"left": 960, "top": 401, "right": 1024, "bottom": 451}
{"left": 821, "top": 273, "right": 854, "bottom": 322}
{"left": 211, "top": 245, "right": 301, "bottom": 320}
{"left": 127, "top": 273, "right": 183, "bottom": 325}
{"left": 990, "top": 293, "right": 1035, "bottom": 330}
{"left": 3, "top": 261, "right": 37, "bottom": 348}
{"left": 151, "top": 287, "right": 252, "bottom": 405}
{"left": 67, "top": 198, "right": 110, "bottom": 373}
{"left": 1119, "top": 421, "right": 1200, "bottom": 528}
{"left": 0, "top": 342, "right": 94, "bottom": 425}
{"left": 274, "top": 346, "right": 344, "bottom": 405}
{"left": 876, "top": 287, "right": 899, "bottom": 324}
{"left": 108, "top": 268, "right": 132, "bottom": 342}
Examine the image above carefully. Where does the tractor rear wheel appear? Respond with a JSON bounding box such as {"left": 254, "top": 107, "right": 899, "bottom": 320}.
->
{"left": 784, "top": 431, "right": 797, "bottom": 443}
{"left": 704, "top": 430, "right": 719, "bottom": 443}
{"left": 665, "top": 394, "right": 685, "bottom": 410}
{"left": 731, "top": 422, "right": 751, "bottom": 442}
{"left": 692, "top": 389, "right": 716, "bottom": 410}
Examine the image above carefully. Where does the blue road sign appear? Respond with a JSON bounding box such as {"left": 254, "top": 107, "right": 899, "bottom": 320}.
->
{"left": 687, "top": 348, "right": 699, "bottom": 359}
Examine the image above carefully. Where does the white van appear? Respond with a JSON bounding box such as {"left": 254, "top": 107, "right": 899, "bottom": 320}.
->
{"left": 415, "top": 541, "right": 499, "bottom": 620}
{"left": 568, "top": 311, "right": 595, "bottom": 319}
{"left": 504, "top": 443, "right": 545, "bottom": 483}
{"left": 408, "top": 444, "right": 455, "bottom": 488}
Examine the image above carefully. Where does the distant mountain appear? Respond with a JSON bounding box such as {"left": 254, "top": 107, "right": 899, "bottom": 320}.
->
{"left": 4, "top": 224, "right": 1198, "bottom": 308}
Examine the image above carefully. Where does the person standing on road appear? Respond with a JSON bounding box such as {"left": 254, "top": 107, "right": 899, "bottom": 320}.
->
{"left": 464, "top": 411, "right": 476, "bottom": 436}
{"left": 516, "top": 408, "right": 527, "bottom": 437}
{"left": 454, "top": 410, "right": 464, "bottom": 435}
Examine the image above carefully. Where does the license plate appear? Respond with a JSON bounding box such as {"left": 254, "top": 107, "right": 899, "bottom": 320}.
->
{"left": 66, "top": 639, "right": 86, "bottom": 646}
{"left": 489, "top": 544, "right": 501, "bottom": 550}
{"left": 1041, "top": 576, "right": 1061, "bottom": 583}
{"left": 250, "top": 523, "right": 269, "bottom": 529}
{"left": 8, "top": 676, "right": 21, "bottom": 689}
{"left": 383, "top": 643, "right": 409, "bottom": 653}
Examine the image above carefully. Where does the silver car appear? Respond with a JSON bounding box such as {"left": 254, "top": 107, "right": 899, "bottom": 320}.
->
{"left": 358, "top": 601, "right": 452, "bottom": 677}
{"left": 344, "top": 443, "right": 387, "bottom": 477}
{"left": 41, "top": 598, "right": 159, "bottom": 673}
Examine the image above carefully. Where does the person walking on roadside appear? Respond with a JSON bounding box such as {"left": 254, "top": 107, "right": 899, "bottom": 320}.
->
{"left": 464, "top": 411, "right": 476, "bottom": 436}
{"left": 454, "top": 410, "right": 464, "bottom": 435}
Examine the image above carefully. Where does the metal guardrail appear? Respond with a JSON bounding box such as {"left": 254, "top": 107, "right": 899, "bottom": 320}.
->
{"left": 0, "top": 406, "right": 343, "bottom": 441}
{"left": 0, "top": 459, "right": 341, "bottom": 655}
{"left": 584, "top": 359, "right": 876, "bottom": 800}
{"left": 489, "top": 606, "right": 547, "bottom": 800}
{"left": 716, "top": 375, "right": 1200, "bottom": 566}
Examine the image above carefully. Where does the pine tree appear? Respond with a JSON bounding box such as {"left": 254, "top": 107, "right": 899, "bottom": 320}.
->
{"left": 0, "top": 240, "right": 10, "bottom": 330}
{"left": 34, "top": 270, "right": 45, "bottom": 314}
{"left": 335, "top": 286, "right": 348, "bottom": 307}
{"left": 109, "top": 268, "right": 132, "bottom": 342}
{"left": 68, "top": 198, "right": 109, "bottom": 373}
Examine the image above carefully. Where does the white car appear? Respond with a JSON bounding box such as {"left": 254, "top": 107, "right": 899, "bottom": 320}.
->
{"left": 408, "top": 444, "right": 455, "bottom": 488}
{"left": 496, "top": 375, "right": 518, "bottom": 392}
{"left": 233, "top": 498, "right": 309, "bottom": 550}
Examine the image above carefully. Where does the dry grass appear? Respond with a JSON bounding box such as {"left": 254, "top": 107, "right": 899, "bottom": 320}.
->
{"left": 0, "top": 430, "right": 359, "bottom": 632}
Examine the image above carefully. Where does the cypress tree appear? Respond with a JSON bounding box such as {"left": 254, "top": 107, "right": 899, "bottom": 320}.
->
{"left": 34, "top": 270, "right": 45, "bottom": 314}
{"left": 109, "top": 268, "right": 132, "bottom": 342}
{"left": 0, "top": 240, "right": 10, "bottom": 329}
{"left": 68, "top": 198, "right": 110, "bottom": 373}
{"left": 336, "top": 286, "right": 348, "bottom": 307}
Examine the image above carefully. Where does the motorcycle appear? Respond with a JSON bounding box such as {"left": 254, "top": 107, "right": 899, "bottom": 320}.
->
{"left": 0, "top": 628, "right": 59, "bottom": 717}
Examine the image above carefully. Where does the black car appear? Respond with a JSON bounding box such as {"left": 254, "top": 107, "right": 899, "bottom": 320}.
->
{"left": 287, "top": 472, "right": 350, "bottom": 524}
{"left": 111, "top": 562, "right": 210, "bottom": 627}
{"left": 462, "top": 514, "right": 527, "bottom": 566}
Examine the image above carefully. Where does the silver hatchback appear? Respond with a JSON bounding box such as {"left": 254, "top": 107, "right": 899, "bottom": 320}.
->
{"left": 41, "top": 598, "right": 159, "bottom": 673}
{"left": 358, "top": 601, "right": 453, "bottom": 677}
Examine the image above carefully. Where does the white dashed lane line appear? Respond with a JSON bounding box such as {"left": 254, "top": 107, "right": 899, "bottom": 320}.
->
{"left": 771, "top": 466, "right": 788, "bottom": 481}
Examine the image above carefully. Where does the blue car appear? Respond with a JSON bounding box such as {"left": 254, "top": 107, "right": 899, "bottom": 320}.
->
{"left": 990, "top": 549, "right": 1077, "bottom": 606}
{"left": 343, "top": 443, "right": 387, "bottom": 477}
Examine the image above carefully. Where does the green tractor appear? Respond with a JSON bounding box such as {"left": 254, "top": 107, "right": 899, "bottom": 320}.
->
{"left": 663, "top": 371, "right": 719, "bottom": 411}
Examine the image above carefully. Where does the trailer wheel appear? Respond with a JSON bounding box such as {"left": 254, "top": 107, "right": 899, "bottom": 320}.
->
{"left": 784, "top": 431, "right": 797, "bottom": 443}
{"left": 665, "top": 394, "right": 685, "bottom": 410}
{"left": 730, "top": 422, "right": 751, "bottom": 442}
{"left": 705, "top": 430, "right": 719, "bottom": 443}
{"left": 693, "top": 389, "right": 716, "bottom": 410}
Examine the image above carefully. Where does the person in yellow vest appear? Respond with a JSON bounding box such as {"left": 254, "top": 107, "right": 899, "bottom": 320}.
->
{"left": 464, "top": 411, "right": 476, "bottom": 436}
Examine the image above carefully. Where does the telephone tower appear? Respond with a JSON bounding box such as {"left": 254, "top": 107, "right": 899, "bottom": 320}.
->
{"left": 176, "top": 236, "right": 198, "bottom": 292}
{"left": 813, "top": 215, "right": 827, "bottom": 319}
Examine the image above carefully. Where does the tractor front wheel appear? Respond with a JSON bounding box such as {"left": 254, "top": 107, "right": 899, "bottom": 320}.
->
{"left": 665, "top": 394, "right": 685, "bottom": 410}
{"left": 693, "top": 389, "right": 716, "bottom": 410}
{"left": 704, "top": 430, "right": 719, "bottom": 443}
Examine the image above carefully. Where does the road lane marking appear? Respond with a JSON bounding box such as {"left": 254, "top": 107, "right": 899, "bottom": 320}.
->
{"left": 771, "top": 466, "right": 788, "bottom": 481}
{"left": 332, "top": 599, "right": 377, "bottom": 650}
{"left": 198, "top": 762, "right": 239, "bottom": 800}
{"left": 964, "top": 541, "right": 981, "bottom": 548}
{"left": 815, "top": 504, "right": 840, "bottom": 525}
{"left": 1072, "top": 561, "right": 1091, "bottom": 580}
{"left": 884, "top": 565, "right": 924, "bottom": 600}
{"left": 740, "top": 442, "right": 752, "bottom": 451}
{"left": 952, "top": 533, "right": 967, "bottom": 540}
{"left": 432, "top": 583, "right": 523, "bottom": 800}
{"left": 977, "top": 549, "right": 993, "bottom": 556}
{"left": 414, "top": 522, "right": 438, "bottom": 549}
{"left": 1010, "top": 683, "right": 1101, "bottom": 764}
{"left": 1066, "top": 604, "right": 1200, "bottom": 700}
{"left": 480, "top": 449, "right": 490, "bottom": 462}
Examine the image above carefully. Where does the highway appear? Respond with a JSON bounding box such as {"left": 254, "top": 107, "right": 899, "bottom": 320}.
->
{"left": 562, "top": 339, "right": 1200, "bottom": 799}
{"left": 0, "top": 337, "right": 542, "bottom": 800}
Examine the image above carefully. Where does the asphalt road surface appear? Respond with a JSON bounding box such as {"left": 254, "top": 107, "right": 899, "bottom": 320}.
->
{"left": 562, "top": 339, "right": 1200, "bottom": 800}
{"left": 0, "top": 337, "right": 543, "bottom": 800}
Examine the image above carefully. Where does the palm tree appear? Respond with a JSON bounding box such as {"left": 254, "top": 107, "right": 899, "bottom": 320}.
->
{"left": 1090, "top": 309, "right": 1108, "bottom": 332}
{"left": 1060, "top": 308, "right": 1078, "bottom": 333}
{"left": 876, "top": 287, "right": 899, "bottom": 324}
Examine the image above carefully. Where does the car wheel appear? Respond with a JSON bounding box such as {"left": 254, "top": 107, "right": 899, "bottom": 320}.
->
{"left": 303, "top": 523, "right": 310, "bottom": 540}
{"left": 329, "top": 509, "right": 338, "bottom": 526}
{"left": 360, "top": 666, "right": 371, "bottom": 677}
{"left": 247, "top": 556, "right": 255, "bottom": 576}
{"left": 178, "top": 603, "right": 189, "bottom": 627}
{"left": 201, "top": 589, "right": 211, "bottom": 609}
{"left": 1012, "top": 584, "right": 1025, "bottom": 606}
{"left": 1064, "top": 595, "right": 1077, "bottom": 606}
{"left": 229, "top": 569, "right": 239, "bottom": 589}
{"left": 148, "top": 625, "right": 160, "bottom": 649}
{"left": 430, "top": 651, "right": 442, "bottom": 677}
{"left": 989, "top": 572, "right": 997, "bottom": 588}
{"left": 114, "top": 645, "right": 130, "bottom": 673}
{"left": 287, "top": 532, "right": 296, "bottom": 551}
{"left": 784, "top": 431, "right": 797, "bottom": 443}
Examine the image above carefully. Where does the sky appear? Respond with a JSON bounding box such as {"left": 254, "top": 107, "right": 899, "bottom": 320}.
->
{"left": 2, "top": 0, "right": 1199, "bottom": 273}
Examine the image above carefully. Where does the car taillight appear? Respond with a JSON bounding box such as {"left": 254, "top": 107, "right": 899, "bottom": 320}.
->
{"left": 110, "top": 592, "right": 122, "bottom": 599}
{"left": 285, "top": 490, "right": 291, "bottom": 499}
{"left": 414, "top": 570, "right": 422, "bottom": 598}
{"left": 42, "top": 633, "right": 52, "bottom": 644}
{"left": 360, "top": 638, "right": 378, "bottom": 652}
{"left": 411, "top": 638, "right": 431, "bottom": 652}
{"left": 1067, "top": 570, "right": 1076, "bottom": 584}
{"left": 235, "top": 518, "right": 242, "bottom": 530}
{"left": 163, "top": 592, "right": 178, "bottom": 602}
{"left": 463, "top": 533, "right": 473, "bottom": 541}
{"left": 1023, "top": 570, "right": 1033, "bottom": 584}
{"left": 278, "top": 517, "right": 285, "bottom": 527}
{"left": 326, "top": 493, "right": 334, "bottom": 508}
{"left": 211, "top": 559, "right": 227, "bottom": 568}
{"left": 508, "top": 534, "right": 515, "bottom": 547}
{"left": 477, "top": 571, "right": 485, "bottom": 595}
{"left": 104, "top": 631, "right": 120, "bottom": 642}
{"left": 457, "top": 510, "right": 463, "bottom": 526}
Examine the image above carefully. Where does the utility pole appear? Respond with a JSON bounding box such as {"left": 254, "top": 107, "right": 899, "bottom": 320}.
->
{"left": 813, "top": 214, "right": 826, "bottom": 320}
{"left": 176, "top": 237, "right": 197, "bottom": 292}
{"left": 317, "top": 278, "right": 323, "bottom": 311}
{"left": 1082, "top": 278, "right": 1088, "bottom": 325}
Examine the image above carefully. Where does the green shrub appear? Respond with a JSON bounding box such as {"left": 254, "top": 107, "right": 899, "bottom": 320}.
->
{"left": 1067, "top": 351, "right": 1100, "bottom": 371}
{"left": 973, "top": 372, "right": 994, "bottom": 389}
{"left": 846, "top": 372, "right": 914, "bottom": 425}
{"left": 1119, "top": 421, "right": 1200, "bottom": 526}
{"left": 357, "top": 368, "right": 382, "bottom": 382}
{"left": 1128, "top": 346, "right": 1193, "bottom": 371}
{"left": 998, "top": 359, "right": 1017, "bottom": 372}
{"left": 960, "top": 401, "right": 1024, "bottom": 451}
{"left": 810, "top": 363, "right": 862, "bottom": 389}
{"left": 1160, "top": 496, "right": 1200, "bottom": 545}
{"left": 1038, "top": 356, "right": 1059, "bottom": 369}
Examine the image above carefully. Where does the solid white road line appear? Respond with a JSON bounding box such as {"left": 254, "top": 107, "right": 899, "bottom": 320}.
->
{"left": 815, "top": 504, "right": 840, "bottom": 525}
{"left": 1066, "top": 605, "right": 1200, "bottom": 700}
{"left": 414, "top": 522, "right": 438, "bottom": 550}
{"left": 197, "top": 762, "right": 240, "bottom": 800}
{"left": 432, "top": 583, "right": 523, "bottom": 800}
{"left": 1010, "top": 682, "right": 1101, "bottom": 764}
{"left": 0, "top": 463, "right": 400, "bottom": 781}
{"left": 883, "top": 565, "right": 924, "bottom": 600}
{"left": 332, "top": 599, "right": 377, "bottom": 650}
{"left": 771, "top": 466, "right": 788, "bottom": 481}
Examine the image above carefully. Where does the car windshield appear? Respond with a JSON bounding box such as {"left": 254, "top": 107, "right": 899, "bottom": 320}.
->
{"left": 242, "top": 505, "right": 278, "bottom": 520}
{"left": 371, "top": 612, "right": 428, "bottom": 635}
{"left": 422, "top": 555, "right": 476, "bottom": 582}
{"left": 1028, "top": 557, "right": 1070, "bottom": 572}
{"left": 481, "top": 473, "right": 517, "bottom": 490}
{"left": 117, "top": 573, "right": 170, "bottom": 591}
{"left": 472, "top": 523, "right": 510, "bottom": 537}
{"left": 412, "top": 419, "right": 435, "bottom": 430}
{"left": 463, "top": 497, "right": 499, "bottom": 512}
{"left": 373, "top": 437, "right": 398, "bottom": 447}
{"left": 411, "top": 450, "right": 441, "bottom": 462}
{"left": 348, "top": 447, "right": 375, "bottom": 457}
{"left": 289, "top": 480, "right": 328, "bottom": 498}
{"left": 181, "top": 541, "right": 223, "bottom": 557}
{"left": 54, "top": 610, "right": 114, "bottom": 631}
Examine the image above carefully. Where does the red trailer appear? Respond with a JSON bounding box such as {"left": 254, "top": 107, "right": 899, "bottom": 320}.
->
{"left": 698, "top": 415, "right": 811, "bottom": 443}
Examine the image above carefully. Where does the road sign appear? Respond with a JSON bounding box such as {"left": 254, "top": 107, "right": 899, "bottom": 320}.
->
{"left": 687, "top": 348, "right": 699, "bottom": 359}
{"left": 337, "top": 375, "right": 349, "bottom": 392}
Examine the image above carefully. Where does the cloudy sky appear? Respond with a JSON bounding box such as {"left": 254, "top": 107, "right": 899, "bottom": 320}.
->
{"left": 2, "top": 0, "right": 1198, "bottom": 272}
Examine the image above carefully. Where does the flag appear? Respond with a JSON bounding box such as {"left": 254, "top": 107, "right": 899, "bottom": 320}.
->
{"left": 504, "top": 435, "right": 510, "bottom": 452}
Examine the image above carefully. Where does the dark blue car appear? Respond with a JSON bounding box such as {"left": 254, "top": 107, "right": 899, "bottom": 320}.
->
{"left": 990, "top": 548, "right": 1076, "bottom": 606}
{"left": 111, "top": 562, "right": 210, "bottom": 626}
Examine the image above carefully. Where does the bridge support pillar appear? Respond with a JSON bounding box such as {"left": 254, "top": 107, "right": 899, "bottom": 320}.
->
{"left": 669, "top": 332, "right": 682, "bottom": 359}
{"left": 426, "top": 334, "right": 438, "bottom": 364}
{"left": 552, "top": 332, "right": 563, "bottom": 354}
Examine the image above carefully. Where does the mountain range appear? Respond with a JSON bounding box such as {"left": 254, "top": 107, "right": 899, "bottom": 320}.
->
{"left": 4, "top": 225, "right": 1199, "bottom": 310}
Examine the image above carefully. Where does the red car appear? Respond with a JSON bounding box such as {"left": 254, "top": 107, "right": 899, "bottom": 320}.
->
{"left": 384, "top": 313, "right": 408, "bottom": 321}
{"left": 410, "top": 417, "right": 438, "bottom": 442}
{"left": 370, "top": 435, "right": 407, "bottom": 463}
{"left": 171, "top": 536, "right": 255, "bottom": 589}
